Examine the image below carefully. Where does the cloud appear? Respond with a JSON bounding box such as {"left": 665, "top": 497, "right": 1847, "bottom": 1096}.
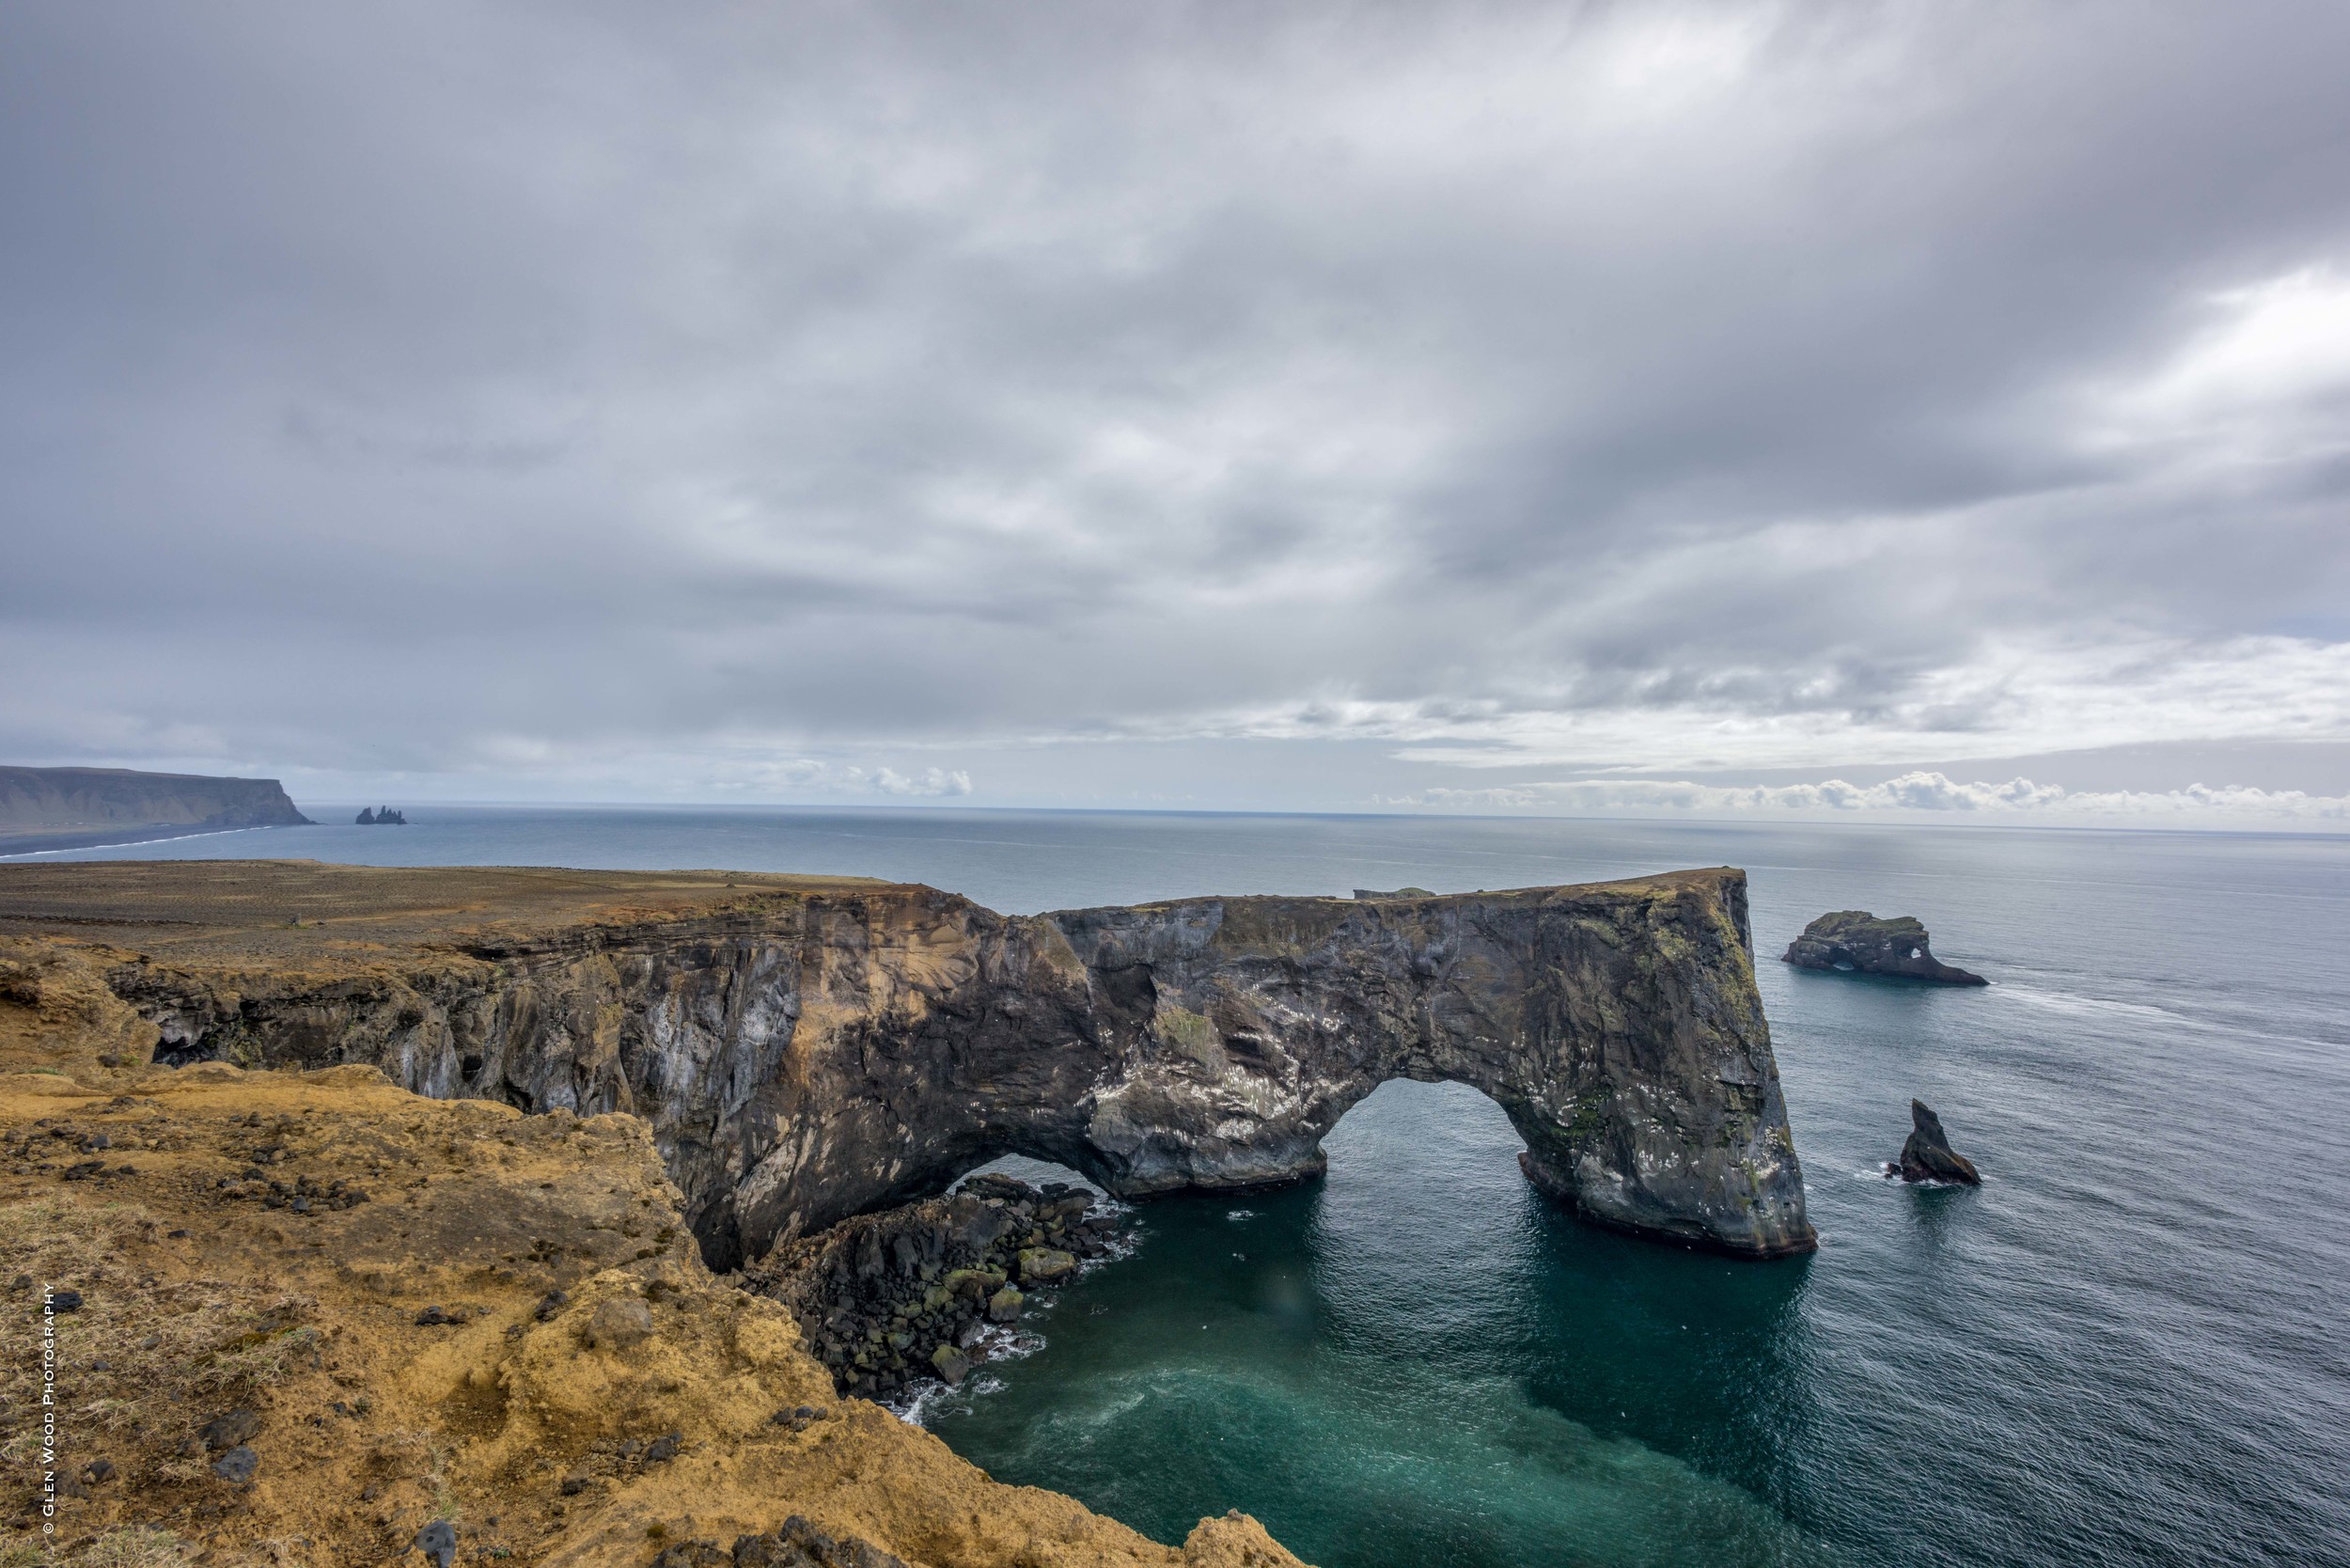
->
{"left": 1386, "top": 772, "right": 2350, "bottom": 825}
{"left": 708, "top": 760, "right": 974, "bottom": 800}
{"left": 1, "top": 3, "right": 2347, "bottom": 804}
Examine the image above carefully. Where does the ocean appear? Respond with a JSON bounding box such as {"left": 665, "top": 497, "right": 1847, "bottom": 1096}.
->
{"left": 23, "top": 806, "right": 2350, "bottom": 1566}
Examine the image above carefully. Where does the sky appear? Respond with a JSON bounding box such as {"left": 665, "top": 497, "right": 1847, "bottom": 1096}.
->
{"left": 5, "top": 2, "right": 2349, "bottom": 828}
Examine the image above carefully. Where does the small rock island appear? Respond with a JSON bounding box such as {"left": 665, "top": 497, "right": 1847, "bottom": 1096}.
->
{"left": 1895, "top": 1099, "right": 1982, "bottom": 1184}
{"left": 354, "top": 806, "right": 407, "bottom": 824}
{"left": 1782, "top": 910, "right": 1987, "bottom": 984}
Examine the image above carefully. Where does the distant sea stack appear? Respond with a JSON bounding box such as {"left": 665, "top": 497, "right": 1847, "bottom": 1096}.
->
{"left": 1782, "top": 911, "right": 1987, "bottom": 984}
{"left": 355, "top": 807, "right": 408, "bottom": 825}
{"left": 0, "top": 765, "right": 309, "bottom": 854}
{"left": 1896, "top": 1100, "right": 1982, "bottom": 1184}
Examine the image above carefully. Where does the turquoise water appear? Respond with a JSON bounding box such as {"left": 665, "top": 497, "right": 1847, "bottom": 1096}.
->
{"left": 25, "top": 807, "right": 2350, "bottom": 1565}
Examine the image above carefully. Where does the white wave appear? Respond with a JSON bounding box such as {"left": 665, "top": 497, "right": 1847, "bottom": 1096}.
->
{"left": 0, "top": 824, "right": 274, "bottom": 859}
{"left": 1997, "top": 982, "right": 2194, "bottom": 1027}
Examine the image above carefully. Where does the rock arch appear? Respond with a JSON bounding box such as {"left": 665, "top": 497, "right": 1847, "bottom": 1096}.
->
{"left": 54, "top": 861, "right": 1814, "bottom": 1265}
{"left": 826, "top": 868, "right": 1816, "bottom": 1261}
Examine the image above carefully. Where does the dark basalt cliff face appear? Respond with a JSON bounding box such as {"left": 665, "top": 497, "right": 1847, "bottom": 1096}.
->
{"left": 3, "top": 861, "right": 1814, "bottom": 1264}
{"left": 0, "top": 765, "right": 311, "bottom": 841}
{"left": 1782, "top": 910, "right": 1987, "bottom": 985}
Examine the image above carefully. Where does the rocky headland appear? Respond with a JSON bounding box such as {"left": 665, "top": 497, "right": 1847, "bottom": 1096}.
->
{"left": 1781, "top": 911, "right": 1987, "bottom": 985}
{"left": 0, "top": 859, "right": 1815, "bottom": 1262}
{"left": 0, "top": 766, "right": 312, "bottom": 855}
{"left": 0, "top": 857, "right": 1825, "bottom": 1566}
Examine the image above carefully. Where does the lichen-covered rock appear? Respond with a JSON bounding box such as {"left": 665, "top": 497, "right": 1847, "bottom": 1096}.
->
{"left": 742, "top": 1176, "right": 1120, "bottom": 1400}
{"left": 1018, "top": 1247, "right": 1077, "bottom": 1283}
{"left": 1782, "top": 911, "right": 1987, "bottom": 984}
{"left": 1898, "top": 1100, "right": 1982, "bottom": 1184}
{"left": 1, "top": 860, "right": 1814, "bottom": 1262}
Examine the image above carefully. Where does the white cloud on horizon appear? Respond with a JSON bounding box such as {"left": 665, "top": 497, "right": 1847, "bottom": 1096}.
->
{"left": 1383, "top": 771, "right": 2350, "bottom": 825}
{"left": 708, "top": 760, "right": 974, "bottom": 799}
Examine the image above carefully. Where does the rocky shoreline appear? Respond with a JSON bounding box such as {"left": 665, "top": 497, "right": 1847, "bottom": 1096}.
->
{"left": 743, "top": 1172, "right": 1130, "bottom": 1405}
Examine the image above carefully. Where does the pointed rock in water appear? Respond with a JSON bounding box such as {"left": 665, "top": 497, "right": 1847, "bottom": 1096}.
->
{"left": 1899, "top": 1100, "right": 1982, "bottom": 1184}
{"left": 1783, "top": 911, "right": 1987, "bottom": 984}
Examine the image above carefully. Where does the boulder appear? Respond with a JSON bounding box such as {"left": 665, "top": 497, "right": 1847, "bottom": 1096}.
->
{"left": 582, "top": 1294, "right": 654, "bottom": 1350}
{"left": 960, "top": 1172, "right": 1039, "bottom": 1205}
{"left": 1782, "top": 911, "right": 1986, "bottom": 984}
{"left": 199, "top": 1409, "right": 260, "bottom": 1450}
{"left": 1017, "top": 1247, "right": 1076, "bottom": 1284}
{"left": 1898, "top": 1100, "right": 1982, "bottom": 1184}
{"left": 931, "top": 1343, "right": 973, "bottom": 1386}
{"left": 412, "top": 1519, "right": 457, "bottom": 1568}
{"left": 942, "top": 1266, "right": 1006, "bottom": 1298}
{"left": 986, "top": 1285, "right": 1024, "bottom": 1324}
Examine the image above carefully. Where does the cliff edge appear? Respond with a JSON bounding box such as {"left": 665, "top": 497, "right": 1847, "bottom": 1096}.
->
{"left": 0, "top": 1053, "right": 1303, "bottom": 1568}
{"left": 0, "top": 860, "right": 1813, "bottom": 1261}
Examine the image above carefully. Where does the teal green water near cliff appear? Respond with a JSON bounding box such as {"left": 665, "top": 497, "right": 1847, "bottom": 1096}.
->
{"left": 28, "top": 808, "right": 2350, "bottom": 1564}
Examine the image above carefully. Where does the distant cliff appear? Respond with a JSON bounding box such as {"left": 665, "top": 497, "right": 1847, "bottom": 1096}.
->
{"left": 0, "top": 766, "right": 311, "bottom": 840}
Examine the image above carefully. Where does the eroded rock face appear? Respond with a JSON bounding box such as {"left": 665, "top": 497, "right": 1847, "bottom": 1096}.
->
{"left": 1898, "top": 1099, "right": 1982, "bottom": 1184}
{"left": 12, "top": 861, "right": 1814, "bottom": 1262}
{"left": 1782, "top": 911, "right": 1987, "bottom": 985}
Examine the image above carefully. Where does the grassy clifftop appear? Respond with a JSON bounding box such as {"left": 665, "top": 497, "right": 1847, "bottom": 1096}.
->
{"left": 0, "top": 945, "right": 1306, "bottom": 1568}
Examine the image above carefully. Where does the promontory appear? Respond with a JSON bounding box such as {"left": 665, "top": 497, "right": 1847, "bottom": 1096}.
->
{"left": 0, "top": 764, "right": 311, "bottom": 855}
{"left": 0, "top": 859, "right": 1814, "bottom": 1262}
{"left": 0, "top": 857, "right": 1820, "bottom": 1567}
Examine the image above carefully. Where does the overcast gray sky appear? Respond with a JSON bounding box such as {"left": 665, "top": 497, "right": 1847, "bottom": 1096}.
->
{"left": 6, "top": 2, "right": 2349, "bottom": 825}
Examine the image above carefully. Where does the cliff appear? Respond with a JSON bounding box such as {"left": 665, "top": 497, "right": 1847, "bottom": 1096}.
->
{"left": 0, "top": 765, "right": 311, "bottom": 846}
{"left": 0, "top": 860, "right": 1814, "bottom": 1262}
{"left": 0, "top": 1056, "right": 1303, "bottom": 1568}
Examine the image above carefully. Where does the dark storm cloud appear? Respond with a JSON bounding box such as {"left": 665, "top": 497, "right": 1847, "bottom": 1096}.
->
{"left": 4, "top": 1, "right": 2348, "bottom": 801}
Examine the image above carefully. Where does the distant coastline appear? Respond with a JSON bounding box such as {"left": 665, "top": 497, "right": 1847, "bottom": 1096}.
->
{"left": 0, "top": 764, "right": 311, "bottom": 857}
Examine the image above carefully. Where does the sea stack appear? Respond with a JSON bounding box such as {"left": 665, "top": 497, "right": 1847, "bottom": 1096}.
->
{"left": 1897, "top": 1100, "right": 1982, "bottom": 1184}
{"left": 1782, "top": 910, "right": 1987, "bottom": 984}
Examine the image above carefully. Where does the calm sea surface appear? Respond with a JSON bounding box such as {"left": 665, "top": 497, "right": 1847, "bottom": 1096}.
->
{"left": 24, "top": 807, "right": 2350, "bottom": 1566}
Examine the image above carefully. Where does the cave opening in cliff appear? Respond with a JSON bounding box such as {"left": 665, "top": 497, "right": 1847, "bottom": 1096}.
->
{"left": 1321, "top": 1077, "right": 1528, "bottom": 1195}
{"left": 948, "top": 1152, "right": 1103, "bottom": 1200}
